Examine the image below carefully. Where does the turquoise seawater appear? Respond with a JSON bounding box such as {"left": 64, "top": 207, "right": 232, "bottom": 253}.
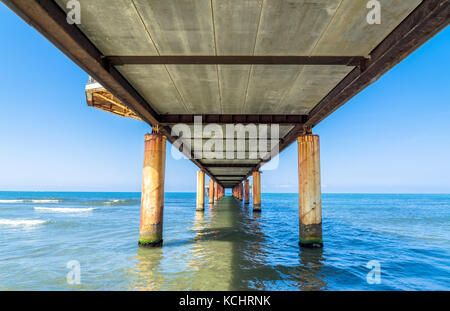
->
{"left": 0, "top": 192, "right": 449, "bottom": 290}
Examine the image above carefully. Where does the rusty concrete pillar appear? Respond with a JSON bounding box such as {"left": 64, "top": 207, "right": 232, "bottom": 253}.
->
{"left": 239, "top": 183, "right": 243, "bottom": 201}
{"left": 252, "top": 171, "right": 261, "bottom": 211}
{"left": 214, "top": 182, "right": 219, "bottom": 202}
{"left": 139, "top": 132, "right": 166, "bottom": 247}
{"left": 244, "top": 179, "right": 250, "bottom": 204}
{"left": 298, "top": 134, "right": 323, "bottom": 248}
{"left": 208, "top": 179, "right": 214, "bottom": 205}
{"left": 196, "top": 170, "right": 205, "bottom": 211}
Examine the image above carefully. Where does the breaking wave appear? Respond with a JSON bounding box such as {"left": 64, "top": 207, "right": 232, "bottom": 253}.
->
{"left": 0, "top": 219, "right": 50, "bottom": 226}
{"left": 0, "top": 200, "right": 25, "bottom": 203}
{"left": 30, "top": 200, "right": 60, "bottom": 204}
{"left": 0, "top": 199, "right": 61, "bottom": 204}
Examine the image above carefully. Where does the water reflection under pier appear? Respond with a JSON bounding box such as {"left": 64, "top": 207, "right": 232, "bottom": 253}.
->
{"left": 129, "top": 196, "right": 327, "bottom": 291}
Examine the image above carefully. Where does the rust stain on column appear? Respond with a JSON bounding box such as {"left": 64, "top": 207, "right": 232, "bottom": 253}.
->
{"left": 196, "top": 170, "right": 205, "bottom": 211}
{"left": 214, "top": 182, "right": 219, "bottom": 202}
{"left": 298, "top": 134, "right": 323, "bottom": 248}
{"left": 244, "top": 180, "right": 250, "bottom": 204}
{"left": 208, "top": 179, "right": 214, "bottom": 205}
{"left": 139, "top": 132, "right": 166, "bottom": 247}
{"left": 252, "top": 171, "right": 261, "bottom": 211}
{"left": 239, "top": 183, "right": 243, "bottom": 201}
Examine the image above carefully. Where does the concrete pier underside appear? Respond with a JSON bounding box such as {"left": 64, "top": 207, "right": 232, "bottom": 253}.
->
{"left": 6, "top": 0, "right": 447, "bottom": 247}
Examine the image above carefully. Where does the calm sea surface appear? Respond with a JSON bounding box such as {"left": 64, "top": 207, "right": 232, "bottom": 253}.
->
{"left": 0, "top": 192, "right": 449, "bottom": 290}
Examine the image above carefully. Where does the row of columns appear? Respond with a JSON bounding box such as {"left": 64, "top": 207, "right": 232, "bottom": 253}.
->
{"left": 200, "top": 176, "right": 225, "bottom": 210}
{"left": 231, "top": 175, "right": 258, "bottom": 210}
{"left": 139, "top": 131, "right": 323, "bottom": 248}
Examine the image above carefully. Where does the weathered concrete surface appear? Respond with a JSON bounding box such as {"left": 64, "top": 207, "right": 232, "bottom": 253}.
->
{"left": 252, "top": 171, "right": 261, "bottom": 210}
{"left": 244, "top": 180, "right": 250, "bottom": 204}
{"left": 298, "top": 134, "right": 322, "bottom": 247}
{"left": 214, "top": 182, "right": 219, "bottom": 202}
{"left": 139, "top": 133, "right": 166, "bottom": 247}
{"left": 56, "top": 0, "right": 423, "bottom": 116}
{"left": 214, "top": 0, "right": 262, "bottom": 113}
{"left": 197, "top": 170, "right": 205, "bottom": 211}
{"left": 208, "top": 179, "right": 215, "bottom": 204}
{"left": 312, "top": 0, "right": 423, "bottom": 56}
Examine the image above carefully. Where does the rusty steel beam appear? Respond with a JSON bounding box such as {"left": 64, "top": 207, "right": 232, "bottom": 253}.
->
{"left": 106, "top": 55, "right": 367, "bottom": 67}
{"left": 160, "top": 114, "right": 307, "bottom": 125}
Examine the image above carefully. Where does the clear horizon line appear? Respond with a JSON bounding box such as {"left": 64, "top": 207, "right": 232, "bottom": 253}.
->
{"left": 0, "top": 190, "right": 449, "bottom": 195}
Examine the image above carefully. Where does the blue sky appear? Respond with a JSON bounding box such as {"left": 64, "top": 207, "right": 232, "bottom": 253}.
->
{"left": 0, "top": 3, "right": 448, "bottom": 193}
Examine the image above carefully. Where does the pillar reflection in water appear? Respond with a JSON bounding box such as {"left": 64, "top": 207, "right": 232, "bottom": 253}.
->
{"left": 187, "top": 197, "right": 235, "bottom": 290}
{"left": 130, "top": 196, "right": 327, "bottom": 290}
{"left": 129, "top": 247, "right": 164, "bottom": 290}
{"left": 288, "top": 248, "right": 327, "bottom": 290}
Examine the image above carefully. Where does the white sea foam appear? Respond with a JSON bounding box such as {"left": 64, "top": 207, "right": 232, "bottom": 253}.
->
{"left": 0, "top": 219, "right": 49, "bottom": 226}
{"left": 34, "top": 207, "right": 96, "bottom": 213}
{"left": 0, "top": 200, "right": 25, "bottom": 203}
{"left": 0, "top": 199, "right": 60, "bottom": 204}
{"left": 30, "top": 200, "right": 60, "bottom": 203}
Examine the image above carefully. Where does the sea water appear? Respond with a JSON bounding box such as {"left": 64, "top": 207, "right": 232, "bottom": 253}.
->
{"left": 0, "top": 192, "right": 448, "bottom": 290}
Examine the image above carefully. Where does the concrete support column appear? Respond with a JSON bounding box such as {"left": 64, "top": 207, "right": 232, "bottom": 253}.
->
{"left": 214, "top": 182, "right": 219, "bottom": 202}
{"left": 252, "top": 171, "right": 261, "bottom": 211}
{"left": 239, "top": 183, "right": 243, "bottom": 201}
{"left": 208, "top": 179, "right": 214, "bottom": 205}
{"left": 196, "top": 170, "right": 205, "bottom": 211}
{"left": 298, "top": 134, "right": 323, "bottom": 248}
{"left": 244, "top": 180, "right": 250, "bottom": 204}
{"left": 139, "top": 132, "right": 166, "bottom": 247}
